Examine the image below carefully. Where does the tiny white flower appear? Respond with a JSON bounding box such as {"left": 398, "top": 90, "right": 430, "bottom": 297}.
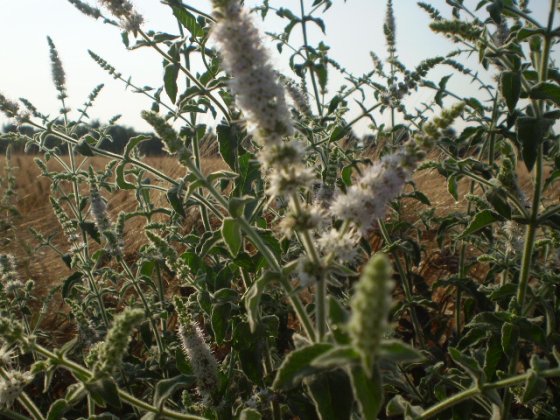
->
{"left": 0, "top": 370, "right": 33, "bottom": 407}
{"left": 257, "top": 141, "right": 305, "bottom": 171}
{"left": 266, "top": 167, "right": 314, "bottom": 198}
{"left": 278, "top": 204, "right": 326, "bottom": 238}
{"left": 317, "top": 228, "right": 361, "bottom": 263}
{"left": 211, "top": 1, "right": 293, "bottom": 144}
{"left": 296, "top": 257, "right": 324, "bottom": 287}
{"left": 329, "top": 150, "right": 413, "bottom": 235}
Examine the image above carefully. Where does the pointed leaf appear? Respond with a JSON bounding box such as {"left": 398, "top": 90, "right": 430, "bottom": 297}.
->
{"left": 349, "top": 365, "right": 383, "bottom": 420}
{"left": 500, "top": 71, "right": 521, "bottom": 112}
{"left": 221, "top": 217, "right": 242, "bottom": 257}
{"left": 273, "top": 343, "right": 333, "bottom": 391}
{"left": 459, "top": 210, "right": 500, "bottom": 238}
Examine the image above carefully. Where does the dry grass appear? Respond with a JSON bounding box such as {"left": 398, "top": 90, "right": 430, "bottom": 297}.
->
{"left": 0, "top": 154, "right": 225, "bottom": 310}
{"left": 0, "top": 151, "right": 553, "bottom": 342}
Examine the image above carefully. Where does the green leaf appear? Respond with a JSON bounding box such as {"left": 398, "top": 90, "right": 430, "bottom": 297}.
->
{"left": 305, "top": 370, "right": 353, "bottom": 420}
{"left": 221, "top": 217, "right": 242, "bottom": 257}
{"left": 486, "top": 188, "right": 511, "bottom": 219}
{"left": 460, "top": 210, "right": 500, "bottom": 238}
{"left": 330, "top": 125, "right": 350, "bottom": 142}
{"left": 228, "top": 196, "right": 254, "bottom": 218}
{"left": 239, "top": 408, "right": 262, "bottom": 420}
{"left": 116, "top": 162, "right": 134, "bottom": 190}
{"left": 386, "top": 395, "right": 423, "bottom": 419}
{"left": 85, "top": 377, "right": 121, "bottom": 408}
{"left": 166, "top": 185, "right": 185, "bottom": 217}
{"left": 516, "top": 117, "right": 554, "bottom": 171}
{"left": 447, "top": 174, "right": 458, "bottom": 201}
{"left": 172, "top": 7, "right": 204, "bottom": 37}
{"left": 47, "top": 399, "right": 69, "bottom": 420}
{"left": 153, "top": 375, "right": 194, "bottom": 407}
{"left": 448, "top": 347, "right": 484, "bottom": 383}
{"left": 75, "top": 138, "right": 95, "bottom": 156}
{"left": 123, "top": 135, "right": 151, "bottom": 158}
{"left": 211, "top": 302, "right": 231, "bottom": 344}
{"left": 164, "top": 63, "right": 179, "bottom": 104}
{"left": 80, "top": 221, "right": 101, "bottom": 243}
{"left": 500, "top": 71, "right": 521, "bottom": 113}
{"left": 327, "top": 95, "right": 342, "bottom": 114}
{"left": 273, "top": 343, "right": 333, "bottom": 391}
{"left": 216, "top": 124, "right": 239, "bottom": 170}
{"left": 62, "top": 272, "right": 82, "bottom": 298}
{"left": 521, "top": 370, "right": 547, "bottom": 403}
{"left": 349, "top": 365, "right": 383, "bottom": 420}
{"left": 516, "top": 27, "right": 544, "bottom": 41}
{"left": 311, "top": 346, "right": 359, "bottom": 368}
{"left": 486, "top": 0, "right": 503, "bottom": 24}
{"left": 244, "top": 271, "right": 279, "bottom": 333}
{"left": 435, "top": 74, "right": 452, "bottom": 107}
{"left": 529, "top": 82, "right": 560, "bottom": 106}
{"left": 501, "top": 322, "right": 519, "bottom": 355}
{"left": 341, "top": 165, "right": 353, "bottom": 186}
{"left": 328, "top": 296, "right": 350, "bottom": 344}
{"left": 378, "top": 340, "right": 425, "bottom": 363}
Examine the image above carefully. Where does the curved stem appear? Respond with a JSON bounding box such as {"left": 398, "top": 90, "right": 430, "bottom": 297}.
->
{"left": 138, "top": 30, "right": 231, "bottom": 121}
{"left": 299, "top": 0, "right": 323, "bottom": 116}
{"left": 420, "top": 367, "right": 560, "bottom": 419}
{"left": 28, "top": 343, "right": 204, "bottom": 420}
{"left": 378, "top": 220, "right": 425, "bottom": 348}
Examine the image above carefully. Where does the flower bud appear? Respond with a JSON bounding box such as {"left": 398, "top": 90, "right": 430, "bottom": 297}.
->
{"left": 348, "top": 253, "right": 393, "bottom": 375}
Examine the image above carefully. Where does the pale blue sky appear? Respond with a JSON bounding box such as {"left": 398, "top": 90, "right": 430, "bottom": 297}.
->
{"left": 0, "top": 1, "right": 556, "bottom": 135}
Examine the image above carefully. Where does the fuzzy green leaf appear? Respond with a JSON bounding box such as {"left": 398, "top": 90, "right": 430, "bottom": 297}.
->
{"left": 378, "top": 340, "right": 425, "bottom": 363}
{"left": 516, "top": 117, "right": 554, "bottom": 171}
{"left": 164, "top": 63, "right": 179, "bottom": 104}
{"left": 311, "top": 346, "right": 359, "bottom": 368}
{"left": 529, "top": 82, "right": 560, "bottom": 106}
{"left": 305, "top": 370, "right": 353, "bottom": 420}
{"left": 239, "top": 408, "right": 262, "bottom": 420}
{"left": 47, "top": 399, "right": 69, "bottom": 420}
{"left": 244, "top": 271, "right": 279, "bottom": 333}
{"left": 221, "top": 217, "right": 242, "bottom": 257}
{"left": 460, "top": 210, "right": 500, "bottom": 238}
{"left": 500, "top": 71, "right": 521, "bottom": 113}
{"left": 153, "top": 375, "right": 194, "bottom": 408}
{"left": 349, "top": 365, "right": 383, "bottom": 420}
{"left": 273, "top": 343, "right": 333, "bottom": 391}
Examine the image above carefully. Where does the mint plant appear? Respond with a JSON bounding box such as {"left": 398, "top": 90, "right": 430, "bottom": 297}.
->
{"left": 0, "top": 0, "right": 559, "bottom": 419}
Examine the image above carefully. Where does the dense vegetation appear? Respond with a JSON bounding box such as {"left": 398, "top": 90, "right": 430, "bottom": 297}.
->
{"left": 0, "top": 0, "right": 560, "bottom": 419}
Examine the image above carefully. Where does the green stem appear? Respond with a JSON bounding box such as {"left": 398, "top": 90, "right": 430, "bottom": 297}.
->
{"left": 503, "top": 3, "right": 556, "bottom": 417}
{"left": 290, "top": 195, "right": 325, "bottom": 340}
{"left": 118, "top": 258, "right": 165, "bottom": 356}
{"left": 420, "top": 367, "right": 560, "bottom": 419}
{"left": 138, "top": 30, "right": 231, "bottom": 121}
{"left": 0, "top": 409, "right": 33, "bottom": 420}
{"left": 28, "top": 343, "right": 205, "bottom": 420}
{"left": 299, "top": 0, "right": 323, "bottom": 116}
{"left": 378, "top": 220, "right": 425, "bottom": 347}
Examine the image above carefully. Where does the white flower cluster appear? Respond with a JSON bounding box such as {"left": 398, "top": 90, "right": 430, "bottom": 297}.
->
{"left": 175, "top": 297, "right": 219, "bottom": 402}
{"left": 330, "top": 152, "right": 413, "bottom": 235}
{"left": 178, "top": 322, "right": 219, "bottom": 401}
{"left": 212, "top": 1, "right": 312, "bottom": 198}
{"left": 98, "top": 0, "right": 143, "bottom": 33}
{"left": 211, "top": 1, "right": 293, "bottom": 144}
{"left": 0, "top": 370, "right": 33, "bottom": 407}
{"left": 0, "top": 255, "right": 23, "bottom": 295}
{"left": 317, "top": 228, "right": 361, "bottom": 263}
